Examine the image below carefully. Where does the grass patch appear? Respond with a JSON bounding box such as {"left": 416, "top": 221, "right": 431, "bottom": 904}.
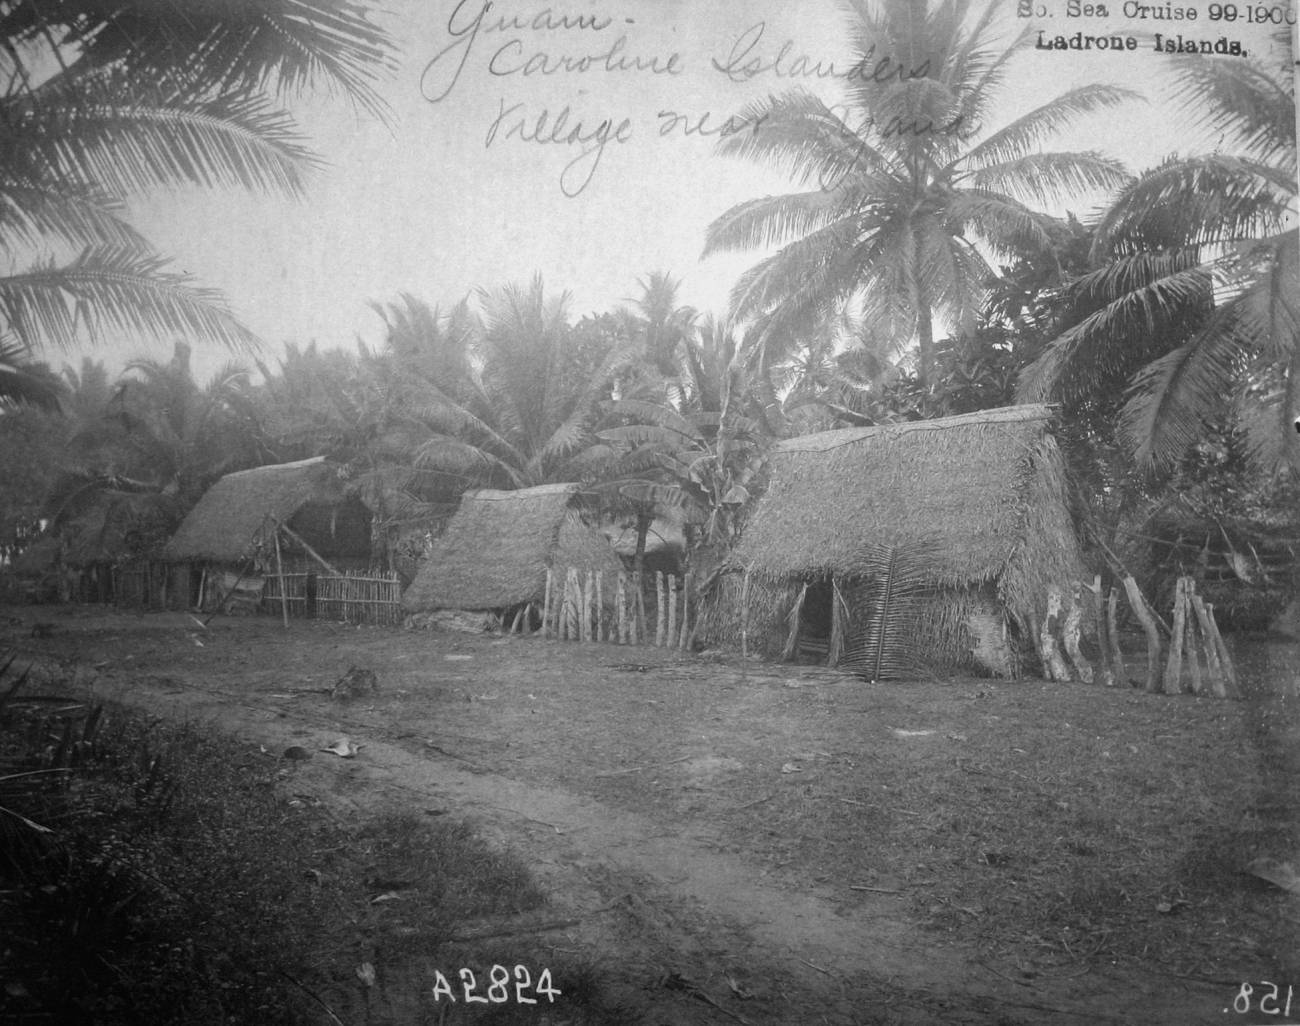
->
{"left": 0, "top": 664, "right": 626, "bottom": 1025}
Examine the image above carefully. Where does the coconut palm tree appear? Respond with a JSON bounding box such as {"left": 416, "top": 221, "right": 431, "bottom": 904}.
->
{"left": 1019, "top": 41, "right": 1298, "bottom": 472}
{"left": 372, "top": 280, "right": 633, "bottom": 492}
{"left": 702, "top": 0, "right": 1134, "bottom": 397}
{"left": 0, "top": 0, "right": 393, "bottom": 356}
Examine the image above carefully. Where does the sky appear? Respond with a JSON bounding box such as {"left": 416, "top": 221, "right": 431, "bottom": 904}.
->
{"left": 103, "top": 0, "right": 1296, "bottom": 382}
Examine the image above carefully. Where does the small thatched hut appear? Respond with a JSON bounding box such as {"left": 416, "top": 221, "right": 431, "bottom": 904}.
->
{"left": 696, "top": 405, "right": 1088, "bottom": 676}
{"left": 402, "top": 483, "right": 623, "bottom": 617}
{"left": 163, "top": 457, "right": 372, "bottom": 610}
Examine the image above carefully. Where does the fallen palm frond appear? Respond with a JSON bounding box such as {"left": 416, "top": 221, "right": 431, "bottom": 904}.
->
{"left": 840, "top": 543, "right": 942, "bottom": 681}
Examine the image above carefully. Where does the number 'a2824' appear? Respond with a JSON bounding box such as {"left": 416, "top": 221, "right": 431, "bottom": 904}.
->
{"left": 431, "top": 965, "right": 562, "bottom": 1004}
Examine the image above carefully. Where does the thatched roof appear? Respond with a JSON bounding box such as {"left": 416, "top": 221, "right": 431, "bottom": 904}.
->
{"left": 402, "top": 483, "right": 623, "bottom": 611}
{"left": 733, "top": 405, "right": 1079, "bottom": 590}
{"left": 163, "top": 458, "right": 348, "bottom": 563}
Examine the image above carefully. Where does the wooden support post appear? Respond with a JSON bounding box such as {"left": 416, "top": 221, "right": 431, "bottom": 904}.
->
{"left": 1164, "top": 577, "right": 1187, "bottom": 694}
{"left": 522, "top": 602, "right": 533, "bottom": 636}
{"left": 1107, "top": 587, "right": 1128, "bottom": 688}
{"left": 274, "top": 530, "right": 290, "bottom": 629}
{"left": 569, "top": 568, "right": 581, "bottom": 641}
{"left": 655, "top": 571, "right": 666, "bottom": 647}
{"left": 667, "top": 574, "right": 677, "bottom": 648}
{"left": 1086, "top": 575, "right": 1112, "bottom": 686}
{"left": 1123, "top": 575, "right": 1162, "bottom": 692}
{"left": 632, "top": 571, "right": 643, "bottom": 645}
{"left": 584, "top": 571, "right": 595, "bottom": 643}
{"left": 511, "top": 604, "right": 525, "bottom": 634}
{"left": 1064, "top": 583, "right": 1093, "bottom": 683}
{"left": 1040, "top": 587, "right": 1072, "bottom": 681}
{"left": 596, "top": 572, "right": 605, "bottom": 642}
{"left": 740, "top": 569, "right": 751, "bottom": 667}
{"left": 679, "top": 573, "right": 690, "bottom": 651}
{"left": 543, "top": 569, "right": 553, "bottom": 639}
{"left": 617, "top": 572, "right": 627, "bottom": 644}
{"left": 1206, "top": 602, "right": 1236, "bottom": 693}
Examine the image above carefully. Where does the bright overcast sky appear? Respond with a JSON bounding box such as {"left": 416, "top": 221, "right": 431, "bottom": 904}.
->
{"left": 109, "top": 0, "right": 1294, "bottom": 381}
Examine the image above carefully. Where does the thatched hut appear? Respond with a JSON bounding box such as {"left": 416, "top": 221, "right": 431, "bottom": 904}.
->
{"left": 696, "top": 405, "right": 1088, "bottom": 677}
{"left": 163, "top": 457, "right": 372, "bottom": 610}
{"left": 402, "top": 483, "right": 623, "bottom": 618}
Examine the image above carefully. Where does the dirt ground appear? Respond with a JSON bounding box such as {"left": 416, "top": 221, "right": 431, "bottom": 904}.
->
{"left": 5, "top": 603, "right": 1297, "bottom": 1026}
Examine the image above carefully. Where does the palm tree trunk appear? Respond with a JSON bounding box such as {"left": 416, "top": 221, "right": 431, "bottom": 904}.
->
{"left": 757, "top": 340, "right": 787, "bottom": 438}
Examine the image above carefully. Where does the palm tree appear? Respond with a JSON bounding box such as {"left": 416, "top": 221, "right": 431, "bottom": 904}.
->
{"left": 1019, "top": 40, "right": 1297, "bottom": 472}
{"left": 0, "top": 1, "right": 393, "bottom": 356}
{"left": 594, "top": 315, "right": 771, "bottom": 563}
{"left": 41, "top": 342, "right": 264, "bottom": 558}
{"left": 622, "top": 271, "right": 698, "bottom": 378}
{"left": 373, "top": 280, "right": 632, "bottom": 491}
{"left": 702, "top": 0, "right": 1134, "bottom": 397}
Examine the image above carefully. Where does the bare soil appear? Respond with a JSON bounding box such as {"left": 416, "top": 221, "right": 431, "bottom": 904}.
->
{"left": 5, "top": 603, "right": 1298, "bottom": 1026}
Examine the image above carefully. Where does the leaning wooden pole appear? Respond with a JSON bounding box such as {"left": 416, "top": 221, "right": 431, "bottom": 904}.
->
{"left": 1183, "top": 582, "right": 1204, "bottom": 696}
{"left": 274, "top": 528, "right": 290, "bottom": 629}
{"left": 1206, "top": 602, "right": 1236, "bottom": 692}
{"left": 1122, "top": 575, "right": 1162, "bottom": 692}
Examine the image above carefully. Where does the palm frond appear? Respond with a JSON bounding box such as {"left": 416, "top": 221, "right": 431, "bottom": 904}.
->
{"left": 713, "top": 89, "right": 901, "bottom": 189}
{"left": 13, "top": 0, "right": 396, "bottom": 122}
{"left": 5, "top": 76, "right": 320, "bottom": 199}
{"left": 0, "top": 245, "right": 262, "bottom": 353}
{"left": 702, "top": 188, "right": 868, "bottom": 256}
{"left": 0, "top": 338, "right": 62, "bottom": 410}
{"left": 956, "top": 85, "right": 1142, "bottom": 171}
{"left": 1118, "top": 324, "right": 1244, "bottom": 470}
{"left": 1018, "top": 262, "right": 1214, "bottom": 402}
{"left": 1167, "top": 56, "right": 1295, "bottom": 166}
{"left": 1093, "top": 155, "right": 1293, "bottom": 256}
{"left": 839, "top": 542, "right": 942, "bottom": 681}
{"left": 0, "top": 184, "right": 149, "bottom": 254}
{"left": 961, "top": 151, "right": 1131, "bottom": 208}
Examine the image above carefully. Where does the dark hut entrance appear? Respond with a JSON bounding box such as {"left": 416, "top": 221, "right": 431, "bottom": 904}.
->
{"left": 797, "top": 579, "right": 835, "bottom": 662}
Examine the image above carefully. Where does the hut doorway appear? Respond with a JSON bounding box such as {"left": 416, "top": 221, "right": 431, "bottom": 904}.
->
{"left": 798, "top": 578, "right": 835, "bottom": 662}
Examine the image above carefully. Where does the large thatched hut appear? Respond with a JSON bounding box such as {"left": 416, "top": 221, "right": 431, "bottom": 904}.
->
{"left": 163, "top": 457, "right": 372, "bottom": 610}
{"left": 696, "top": 405, "right": 1088, "bottom": 677}
{"left": 402, "top": 483, "right": 623, "bottom": 618}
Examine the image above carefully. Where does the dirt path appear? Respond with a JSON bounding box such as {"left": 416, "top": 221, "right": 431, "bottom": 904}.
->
{"left": 6, "top": 607, "right": 1236, "bottom": 1026}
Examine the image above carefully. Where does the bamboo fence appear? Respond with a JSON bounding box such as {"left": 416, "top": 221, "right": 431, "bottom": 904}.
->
{"left": 538, "top": 568, "right": 693, "bottom": 649}
{"left": 263, "top": 569, "right": 403, "bottom": 626}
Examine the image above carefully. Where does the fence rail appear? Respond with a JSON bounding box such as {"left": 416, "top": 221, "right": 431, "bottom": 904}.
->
{"left": 535, "top": 568, "right": 692, "bottom": 649}
{"left": 263, "top": 570, "right": 402, "bottom": 627}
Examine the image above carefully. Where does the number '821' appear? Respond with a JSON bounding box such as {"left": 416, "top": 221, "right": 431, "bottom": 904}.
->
{"left": 431, "top": 965, "right": 561, "bottom": 1004}
{"left": 1233, "top": 982, "right": 1294, "bottom": 1016}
